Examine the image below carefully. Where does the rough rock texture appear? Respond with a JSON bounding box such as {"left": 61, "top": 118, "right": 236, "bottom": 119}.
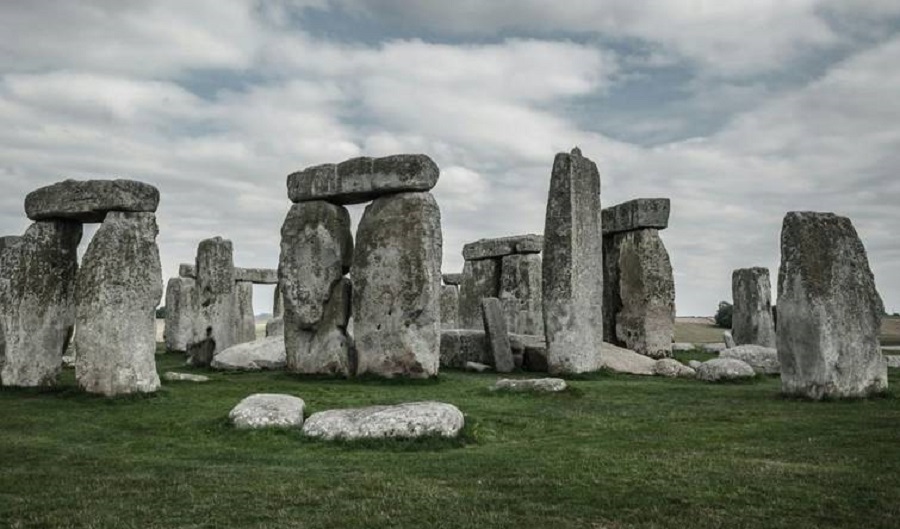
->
{"left": 886, "top": 356, "right": 900, "bottom": 369}
{"left": 458, "top": 258, "right": 500, "bottom": 330}
{"left": 601, "top": 198, "right": 670, "bottom": 235}
{"left": 440, "top": 285, "right": 459, "bottom": 330}
{"left": 211, "top": 336, "right": 287, "bottom": 371}
{"left": 481, "top": 298, "right": 514, "bottom": 373}
{"left": 302, "top": 401, "right": 464, "bottom": 440}
{"left": 442, "top": 273, "right": 463, "bottom": 286}
{"left": 721, "top": 345, "right": 780, "bottom": 375}
{"left": 599, "top": 342, "right": 656, "bottom": 375}
{"left": 673, "top": 343, "right": 696, "bottom": 352}
{"left": 542, "top": 148, "right": 604, "bottom": 374}
{"left": 777, "top": 212, "right": 887, "bottom": 399}
{"left": 440, "top": 329, "right": 490, "bottom": 368}
{"left": 688, "top": 360, "right": 703, "bottom": 370}
{"left": 288, "top": 154, "right": 439, "bottom": 205}
{"left": 0, "top": 221, "right": 81, "bottom": 387}
{"left": 229, "top": 394, "right": 305, "bottom": 429}
{"left": 604, "top": 229, "right": 674, "bottom": 358}
{"left": 653, "top": 358, "right": 696, "bottom": 378}
{"left": 163, "top": 372, "right": 209, "bottom": 382}
{"left": 75, "top": 212, "right": 162, "bottom": 396}
{"left": 353, "top": 192, "right": 442, "bottom": 378}
{"left": 696, "top": 358, "right": 756, "bottom": 382}
{"left": 500, "top": 253, "right": 544, "bottom": 336}
{"left": 278, "top": 201, "right": 353, "bottom": 376}
{"left": 163, "top": 277, "right": 194, "bottom": 353}
{"left": 462, "top": 234, "right": 543, "bottom": 261}
{"left": 233, "top": 281, "right": 256, "bottom": 345}
{"left": 265, "top": 317, "right": 284, "bottom": 337}
{"left": 723, "top": 331, "right": 736, "bottom": 349}
{"left": 273, "top": 283, "right": 284, "bottom": 318}
{"left": 465, "top": 361, "right": 491, "bottom": 373}
{"left": 234, "top": 267, "right": 278, "bottom": 284}
{"left": 179, "top": 263, "right": 196, "bottom": 278}
{"left": 732, "top": 267, "right": 777, "bottom": 347}
{"left": 0, "top": 235, "right": 21, "bottom": 254}
{"left": 25, "top": 179, "right": 160, "bottom": 223}
{"left": 491, "top": 377, "right": 567, "bottom": 392}
{"left": 186, "top": 237, "right": 236, "bottom": 367}
{"left": 701, "top": 343, "right": 726, "bottom": 353}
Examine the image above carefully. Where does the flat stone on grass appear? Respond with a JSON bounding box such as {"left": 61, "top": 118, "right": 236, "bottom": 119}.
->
{"left": 490, "top": 378, "right": 567, "bottom": 393}
{"left": 229, "top": 394, "right": 305, "bottom": 429}
{"left": 302, "top": 402, "right": 464, "bottom": 441}
{"left": 696, "top": 358, "right": 756, "bottom": 382}
{"left": 163, "top": 372, "right": 209, "bottom": 383}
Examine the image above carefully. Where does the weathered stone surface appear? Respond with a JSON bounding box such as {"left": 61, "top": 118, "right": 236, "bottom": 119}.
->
{"left": 163, "top": 372, "right": 209, "bottom": 382}
{"left": 688, "top": 360, "right": 703, "bottom": 370}
{"left": 723, "top": 330, "right": 736, "bottom": 349}
{"left": 25, "top": 179, "right": 160, "bottom": 223}
{"left": 440, "top": 285, "right": 459, "bottom": 330}
{"left": 278, "top": 201, "right": 353, "bottom": 375}
{"left": 599, "top": 342, "right": 656, "bottom": 375}
{"left": 462, "top": 234, "right": 543, "bottom": 261}
{"left": 696, "top": 358, "right": 756, "bottom": 382}
{"left": 75, "top": 212, "right": 162, "bottom": 396}
{"left": 604, "top": 229, "right": 674, "bottom": 358}
{"left": 353, "top": 192, "right": 442, "bottom": 378}
{"left": 288, "top": 154, "right": 439, "bottom": 205}
{"left": 601, "top": 198, "right": 670, "bottom": 235}
{"left": 289, "top": 278, "right": 354, "bottom": 376}
{"left": 179, "top": 263, "right": 196, "bottom": 278}
{"left": 0, "top": 221, "right": 81, "bottom": 387}
{"left": 0, "top": 235, "right": 21, "bottom": 254}
{"left": 233, "top": 281, "right": 256, "bottom": 345}
{"left": 265, "top": 317, "right": 284, "bottom": 337}
{"left": 481, "top": 298, "right": 514, "bottom": 373}
{"left": 499, "top": 253, "right": 544, "bottom": 336}
{"left": 465, "top": 361, "right": 491, "bottom": 373}
{"left": 491, "top": 378, "right": 567, "bottom": 392}
{"left": 542, "top": 148, "right": 604, "bottom": 374}
{"left": 653, "top": 358, "right": 696, "bottom": 378}
{"left": 673, "top": 343, "right": 695, "bottom": 352}
{"left": 302, "top": 401, "right": 464, "bottom": 440}
{"left": 229, "top": 394, "right": 305, "bottom": 429}
{"left": 442, "top": 273, "right": 463, "bottom": 286}
{"left": 186, "top": 237, "right": 236, "bottom": 367}
{"left": 732, "top": 267, "right": 777, "bottom": 348}
{"left": 211, "top": 336, "right": 286, "bottom": 371}
{"left": 721, "top": 345, "right": 780, "bottom": 375}
{"left": 440, "top": 329, "right": 490, "bottom": 368}
{"left": 273, "top": 283, "right": 284, "bottom": 318}
{"left": 234, "top": 267, "right": 278, "bottom": 284}
{"left": 164, "top": 277, "right": 194, "bottom": 353}
{"left": 777, "top": 212, "right": 887, "bottom": 399}
{"left": 886, "top": 355, "right": 900, "bottom": 369}
{"left": 701, "top": 343, "right": 726, "bottom": 353}
{"left": 458, "top": 258, "right": 500, "bottom": 330}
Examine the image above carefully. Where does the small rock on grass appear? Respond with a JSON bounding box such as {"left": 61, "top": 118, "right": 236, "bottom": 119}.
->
{"left": 163, "top": 372, "right": 209, "bottom": 383}
{"left": 490, "top": 378, "right": 567, "bottom": 393}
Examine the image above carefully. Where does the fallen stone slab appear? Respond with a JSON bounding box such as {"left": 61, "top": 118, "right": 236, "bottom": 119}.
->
{"left": 211, "top": 336, "right": 286, "bottom": 371}
{"left": 302, "top": 401, "right": 464, "bottom": 440}
{"left": 672, "top": 343, "right": 696, "bottom": 352}
{"left": 462, "top": 234, "right": 543, "bottom": 261}
{"left": 163, "top": 372, "right": 209, "bottom": 383}
{"left": 696, "top": 358, "right": 756, "bottom": 382}
{"left": 720, "top": 345, "right": 780, "bottom": 375}
{"left": 653, "top": 358, "right": 696, "bottom": 378}
{"left": 601, "top": 198, "right": 670, "bottom": 236}
{"left": 229, "top": 394, "right": 305, "bottom": 429}
{"left": 440, "top": 329, "right": 490, "bottom": 368}
{"left": 25, "top": 179, "right": 160, "bottom": 223}
{"left": 490, "top": 378, "right": 567, "bottom": 393}
{"left": 442, "top": 273, "right": 463, "bottom": 286}
{"left": 599, "top": 342, "right": 656, "bottom": 375}
{"left": 701, "top": 343, "right": 727, "bottom": 353}
{"left": 234, "top": 267, "right": 278, "bottom": 284}
{"left": 465, "top": 362, "right": 491, "bottom": 373}
{"left": 288, "top": 154, "right": 439, "bottom": 205}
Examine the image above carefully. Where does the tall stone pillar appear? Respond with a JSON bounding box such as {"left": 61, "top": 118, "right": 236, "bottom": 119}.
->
{"left": 164, "top": 276, "right": 194, "bottom": 353}
{"left": 234, "top": 280, "right": 256, "bottom": 344}
{"left": 732, "top": 267, "right": 776, "bottom": 347}
{"left": 187, "top": 237, "right": 236, "bottom": 366}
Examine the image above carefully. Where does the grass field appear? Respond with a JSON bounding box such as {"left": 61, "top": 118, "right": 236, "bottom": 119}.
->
{"left": 675, "top": 316, "right": 900, "bottom": 346}
{"left": 2, "top": 347, "right": 899, "bottom": 529}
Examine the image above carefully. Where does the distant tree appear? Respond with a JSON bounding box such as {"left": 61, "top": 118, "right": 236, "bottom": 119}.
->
{"left": 714, "top": 301, "right": 733, "bottom": 329}
{"left": 155, "top": 306, "right": 167, "bottom": 319}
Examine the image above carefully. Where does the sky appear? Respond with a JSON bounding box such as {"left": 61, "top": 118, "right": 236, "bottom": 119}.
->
{"left": 1, "top": 1, "right": 899, "bottom": 316}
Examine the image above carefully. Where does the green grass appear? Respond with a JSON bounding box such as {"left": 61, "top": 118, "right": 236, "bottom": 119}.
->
{"left": 2, "top": 348, "right": 900, "bottom": 529}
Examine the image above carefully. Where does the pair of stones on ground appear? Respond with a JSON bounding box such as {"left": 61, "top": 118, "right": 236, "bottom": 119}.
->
{"left": 0, "top": 179, "right": 162, "bottom": 396}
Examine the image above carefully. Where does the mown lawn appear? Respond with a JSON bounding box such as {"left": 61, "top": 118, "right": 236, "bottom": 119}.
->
{"left": 1, "top": 349, "right": 899, "bottom": 529}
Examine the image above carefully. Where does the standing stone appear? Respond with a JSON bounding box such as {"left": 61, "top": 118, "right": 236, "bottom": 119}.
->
{"left": 353, "top": 192, "right": 442, "bottom": 378}
{"left": 292, "top": 278, "right": 354, "bottom": 375}
{"left": 163, "top": 277, "right": 194, "bottom": 353}
{"left": 499, "top": 253, "right": 544, "bottom": 336}
{"left": 0, "top": 221, "right": 81, "bottom": 387}
{"left": 458, "top": 258, "right": 500, "bottom": 330}
{"left": 278, "top": 201, "right": 353, "bottom": 376}
{"left": 187, "top": 237, "right": 236, "bottom": 367}
{"left": 542, "top": 148, "right": 604, "bottom": 374}
{"left": 481, "top": 298, "right": 514, "bottom": 373}
{"left": 273, "top": 283, "right": 285, "bottom": 318}
{"left": 441, "top": 285, "right": 459, "bottom": 330}
{"left": 777, "top": 212, "right": 887, "bottom": 399}
{"left": 234, "top": 281, "right": 256, "bottom": 344}
{"left": 75, "top": 212, "right": 162, "bottom": 396}
{"left": 723, "top": 330, "right": 736, "bottom": 349}
{"left": 732, "top": 267, "right": 776, "bottom": 348}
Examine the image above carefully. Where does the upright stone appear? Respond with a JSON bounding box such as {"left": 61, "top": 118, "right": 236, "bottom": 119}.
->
{"left": 458, "top": 259, "right": 500, "bottom": 330}
{"left": 75, "top": 212, "right": 162, "bottom": 396}
{"left": 278, "top": 201, "right": 353, "bottom": 376}
{"left": 353, "top": 192, "right": 442, "bottom": 378}
{"left": 234, "top": 281, "right": 256, "bottom": 344}
{"left": 482, "top": 298, "right": 514, "bottom": 373}
{"left": 542, "top": 148, "right": 604, "bottom": 374}
{"left": 273, "top": 283, "right": 285, "bottom": 318}
{"left": 441, "top": 285, "right": 459, "bottom": 330}
{"left": 777, "top": 212, "right": 887, "bottom": 399}
{"left": 499, "top": 253, "right": 543, "bottom": 336}
{"left": 186, "top": 237, "right": 236, "bottom": 367}
{"left": 732, "top": 267, "right": 776, "bottom": 348}
{"left": 0, "top": 221, "right": 81, "bottom": 387}
{"left": 163, "top": 277, "right": 194, "bottom": 353}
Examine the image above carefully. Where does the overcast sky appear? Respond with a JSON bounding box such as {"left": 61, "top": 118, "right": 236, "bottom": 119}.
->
{"left": 1, "top": 1, "right": 898, "bottom": 316}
